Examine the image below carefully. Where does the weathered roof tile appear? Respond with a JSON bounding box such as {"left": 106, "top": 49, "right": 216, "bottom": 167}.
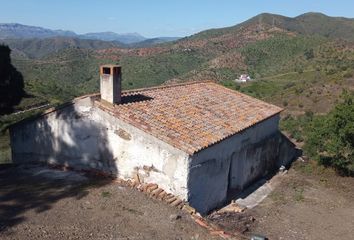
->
{"left": 96, "top": 81, "right": 282, "bottom": 155}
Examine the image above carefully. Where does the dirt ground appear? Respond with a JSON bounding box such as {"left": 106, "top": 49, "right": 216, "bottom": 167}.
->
{"left": 246, "top": 160, "right": 354, "bottom": 240}
{"left": 0, "top": 165, "right": 220, "bottom": 240}
{"left": 1, "top": 161, "right": 354, "bottom": 240}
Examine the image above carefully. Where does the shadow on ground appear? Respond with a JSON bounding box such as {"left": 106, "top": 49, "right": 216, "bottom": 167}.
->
{"left": 2, "top": 76, "right": 120, "bottom": 233}
{"left": 0, "top": 164, "right": 111, "bottom": 233}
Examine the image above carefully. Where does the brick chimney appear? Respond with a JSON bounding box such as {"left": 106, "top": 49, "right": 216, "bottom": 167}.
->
{"left": 100, "top": 65, "right": 122, "bottom": 104}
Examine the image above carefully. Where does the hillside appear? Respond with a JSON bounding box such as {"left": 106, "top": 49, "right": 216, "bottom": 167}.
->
{"left": 128, "top": 37, "right": 181, "bottom": 48}
{"left": 191, "top": 12, "right": 354, "bottom": 41}
{"left": 4, "top": 12, "right": 353, "bottom": 115}
{"left": 1, "top": 37, "right": 122, "bottom": 59}
{"left": 1, "top": 12, "right": 354, "bottom": 174}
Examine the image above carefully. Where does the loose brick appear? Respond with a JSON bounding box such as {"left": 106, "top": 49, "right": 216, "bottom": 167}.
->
{"left": 150, "top": 188, "right": 164, "bottom": 198}
{"left": 146, "top": 184, "right": 158, "bottom": 193}
{"left": 157, "top": 191, "right": 167, "bottom": 200}
{"left": 131, "top": 180, "right": 139, "bottom": 188}
{"left": 177, "top": 203, "right": 184, "bottom": 209}
{"left": 210, "top": 230, "right": 225, "bottom": 236}
{"left": 182, "top": 204, "right": 196, "bottom": 215}
{"left": 194, "top": 217, "right": 209, "bottom": 229}
{"left": 166, "top": 196, "right": 177, "bottom": 204}
{"left": 139, "top": 183, "right": 147, "bottom": 192}
{"left": 163, "top": 193, "right": 174, "bottom": 201}
{"left": 143, "top": 183, "right": 154, "bottom": 192}
{"left": 170, "top": 198, "right": 182, "bottom": 207}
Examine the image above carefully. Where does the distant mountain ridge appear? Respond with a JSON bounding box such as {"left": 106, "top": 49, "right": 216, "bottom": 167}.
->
{"left": 0, "top": 23, "right": 77, "bottom": 39}
{"left": 128, "top": 37, "right": 181, "bottom": 47}
{"left": 243, "top": 12, "right": 354, "bottom": 40}
{"left": 0, "top": 23, "right": 179, "bottom": 44}
{"left": 80, "top": 31, "right": 146, "bottom": 44}
{"left": 191, "top": 12, "right": 354, "bottom": 41}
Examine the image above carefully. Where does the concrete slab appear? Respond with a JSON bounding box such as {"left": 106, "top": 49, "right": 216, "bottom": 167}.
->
{"left": 235, "top": 173, "right": 283, "bottom": 209}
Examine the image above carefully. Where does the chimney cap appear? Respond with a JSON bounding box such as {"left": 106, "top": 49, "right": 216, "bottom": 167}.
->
{"left": 100, "top": 64, "right": 121, "bottom": 68}
{"left": 100, "top": 65, "right": 121, "bottom": 75}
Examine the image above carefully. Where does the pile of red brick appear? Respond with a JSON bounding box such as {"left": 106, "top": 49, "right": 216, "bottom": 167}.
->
{"left": 113, "top": 177, "right": 247, "bottom": 240}
{"left": 47, "top": 163, "right": 246, "bottom": 239}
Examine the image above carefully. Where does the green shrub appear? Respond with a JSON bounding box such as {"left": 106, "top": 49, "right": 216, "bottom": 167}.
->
{"left": 343, "top": 71, "right": 353, "bottom": 78}
{"left": 305, "top": 91, "right": 354, "bottom": 175}
{"left": 283, "top": 82, "right": 295, "bottom": 89}
{"left": 304, "top": 48, "right": 315, "bottom": 60}
{"left": 325, "top": 66, "right": 337, "bottom": 75}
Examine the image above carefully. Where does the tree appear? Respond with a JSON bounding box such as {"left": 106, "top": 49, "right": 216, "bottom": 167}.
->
{"left": 0, "top": 45, "right": 25, "bottom": 115}
{"left": 304, "top": 48, "right": 314, "bottom": 60}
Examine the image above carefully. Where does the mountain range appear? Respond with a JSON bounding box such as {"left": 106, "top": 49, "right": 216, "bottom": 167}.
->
{"left": 2, "top": 12, "right": 354, "bottom": 117}
{"left": 0, "top": 23, "right": 179, "bottom": 44}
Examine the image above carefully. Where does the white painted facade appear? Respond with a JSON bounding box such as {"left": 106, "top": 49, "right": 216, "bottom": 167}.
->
{"left": 10, "top": 96, "right": 295, "bottom": 214}
{"left": 11, "top": 97, "right": 190, "bottom": 198}
{"left": 187, "top": 115, "right": 285, "bottom": 213}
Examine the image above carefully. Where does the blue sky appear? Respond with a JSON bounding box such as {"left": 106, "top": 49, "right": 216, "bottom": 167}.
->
{"left": 0, "top": 0, "right": 353, "bottom": 37}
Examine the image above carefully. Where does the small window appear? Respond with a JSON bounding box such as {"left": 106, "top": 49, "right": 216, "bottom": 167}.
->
{"left": 102, "top": 67, "right": 111, "bottom": 75}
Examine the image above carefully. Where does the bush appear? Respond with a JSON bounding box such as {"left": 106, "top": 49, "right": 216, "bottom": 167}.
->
{"left": 280, "top": 115, "right": 308, "bottom": 142}
{"left": 305, "top": 91, "right": 354, "bottom": 175}
{"left": 283, "top": 82, "right": 295, "bottom": 90}
{"left": 343, "top": 71, "right": 353, "bottom": 78}
{"left": 325, "top": 66, "right": 337, "bottom": 75}
{"left": 304, "top": 48, "right": 315, "bottom": 60}
{"left": 295, "top": 65, "right": 304, "bottom": 74}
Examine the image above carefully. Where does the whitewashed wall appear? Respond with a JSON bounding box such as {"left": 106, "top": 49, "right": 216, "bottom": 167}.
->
{"left": 10, "top": 97, "right": 189, "bottom": 199}
{"left": 11, "top": 96, "right": 294, "bottom": 215}
{"left": 187, "top": 115, "right": 282, "bottom": 214}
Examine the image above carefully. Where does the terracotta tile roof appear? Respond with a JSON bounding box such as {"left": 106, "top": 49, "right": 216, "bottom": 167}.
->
{"left": 96, "top": 81, "right": 282, "bottom": 155}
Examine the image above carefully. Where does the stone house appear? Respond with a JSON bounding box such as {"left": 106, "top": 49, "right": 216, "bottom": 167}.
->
{"left": 10, "top": 65, "right": 295, "bottom": 214}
